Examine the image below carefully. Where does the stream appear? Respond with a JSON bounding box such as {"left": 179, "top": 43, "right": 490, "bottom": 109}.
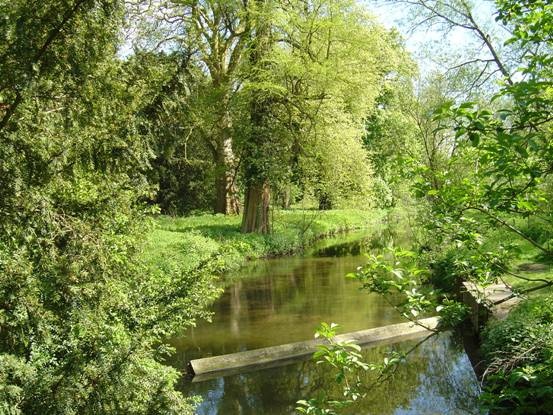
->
{"left": 168, "top": 229, "right": 481, "bottom": 414}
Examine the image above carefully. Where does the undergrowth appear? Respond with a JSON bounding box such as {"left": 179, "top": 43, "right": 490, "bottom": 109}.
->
{"left": 143, "top": 209, "right": 383, "bottom": 276}
{"left": 480, "top": 297, "right": 553, "bottom": 414}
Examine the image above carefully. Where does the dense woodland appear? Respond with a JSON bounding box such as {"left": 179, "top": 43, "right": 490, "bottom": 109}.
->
{"left": 1, "top": 0, "right": 552, "bottom": 414}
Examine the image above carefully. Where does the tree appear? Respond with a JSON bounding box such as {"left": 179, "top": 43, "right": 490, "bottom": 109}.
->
{"left": 379, "top": 0, "right": 518, "bottom": 92}
{"left": 128, "top": 0, "right": 252, "bottom": 214}
{"left": 381, "top": 0, "right": 553, "bottom": 264}
{"left": 363, "top": 60, "right": 419, "bottom": 207}
{"left": 130, "top": 51, "right": 219, "bottom": 214}
{"left": 299, "top": 1, "right": 553, "bottom": 412}
{"left": 0, "top": 1, "right": 217, "bottom": 412}
{"left": 240, "top": 0, "right": 411, "bottom": 231}
{"left": 240, "top": 0, "right": 275, "bottom": 233}
{"left": 128, "top": 0, "right": 412, "bottom": 227}
{"left": 419, "top": 0, "right": 553, "bottom": 261}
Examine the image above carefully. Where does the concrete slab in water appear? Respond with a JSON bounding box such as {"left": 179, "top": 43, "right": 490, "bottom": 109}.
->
{"left": 462, "top": 282, "right": 521, "bottom": 332}
{"left": 189, "top": 317, "right": 439, "bottom": 382}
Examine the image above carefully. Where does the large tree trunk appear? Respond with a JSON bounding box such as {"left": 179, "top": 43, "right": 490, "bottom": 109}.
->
{"left": 214, "top": 135, "right": 240, "bottom": 214}
{"left": 318, "top": 192, "right": 333, "bottom": 210}
{"left": 240, "top": 0, "right": 272, "bottom": 233}
{"left": 280, "top": 186, "right": 291, "bottom": 209}
{"left": 213, "top": 94, "right": 240, "bottom": 214}
{"left": 241, "top": 181, "right": 270, "bottom": 233}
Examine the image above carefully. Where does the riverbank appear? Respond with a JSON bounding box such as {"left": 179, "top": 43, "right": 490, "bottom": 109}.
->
{"left": 142, "top": 209, "right": 384, "bottom": 276}
{"left": 502, "top": 241, "right": 553, "bottom": 297}
{"left": 433, "top": 216, "right": 553, "bottom": 413}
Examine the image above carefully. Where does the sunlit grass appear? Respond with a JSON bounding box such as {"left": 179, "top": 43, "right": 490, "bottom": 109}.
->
{"left": 502, "top": 239, "right": 553, "bottom": 297}
{"left": 143, "top": 209, "right": 384, "bottom": 276}
{"left": 482, "top": 222, "right": 553, "bottom": 297}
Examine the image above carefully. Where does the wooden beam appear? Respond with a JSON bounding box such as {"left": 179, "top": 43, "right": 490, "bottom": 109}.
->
{"left": 189, "top": 317, "right": 439, "bottom": 382}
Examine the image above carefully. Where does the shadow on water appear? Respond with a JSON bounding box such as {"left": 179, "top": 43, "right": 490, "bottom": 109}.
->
{"left": 306, "top": 225, "right": 402, "bottom": 258}
{"left": 310, "top": 238, "right": 366, "bottom": 257}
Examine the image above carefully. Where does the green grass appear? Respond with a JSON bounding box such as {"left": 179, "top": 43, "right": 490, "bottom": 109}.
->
{"left": 480, "top": 221, "right": 553, "bottom": 297}
{"left": 501, "top": 239, "right": 553, "bottom": 297}
{"left": 142, "top": 209, "right": 384, "bottom": 275}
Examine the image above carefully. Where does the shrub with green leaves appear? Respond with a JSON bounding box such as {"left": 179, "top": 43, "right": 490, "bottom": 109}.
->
{"left": 0, "top": 1, "right": 218, "bottom": 413}
{"left": 480, "top": 297, "right": 553, "bottom": 414}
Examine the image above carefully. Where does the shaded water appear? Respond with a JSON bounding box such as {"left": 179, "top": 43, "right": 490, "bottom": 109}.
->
{"left": 170, "top": 231, "right": 403, "bottom": 362}
{"left": 188, "top": 334, "right": 480, "bottom": 415}
{"left": 169, "top": 229, "right": 481, "bottom": 414}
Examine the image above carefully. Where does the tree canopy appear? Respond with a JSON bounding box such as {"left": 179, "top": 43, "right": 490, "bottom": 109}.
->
{"left": 3, "top": 0, "right": 553, "bottom": 413}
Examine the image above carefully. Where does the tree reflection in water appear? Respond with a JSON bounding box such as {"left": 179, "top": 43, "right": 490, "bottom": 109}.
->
{"left": 184, "top": 333, "right": 480, "bottom": 415}
{"left": 171, "top": 230, "right": 480, "bottom": 414}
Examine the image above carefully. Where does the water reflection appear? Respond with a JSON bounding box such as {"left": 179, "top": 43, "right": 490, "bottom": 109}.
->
{"left": 186, "top": 334, "right": 480, "bottom": 415}
{"left": 169, "top": 234, "right": 405, "bottom": 363}
{"left": 169, "top": 229, "right": 481, "bottom": 414}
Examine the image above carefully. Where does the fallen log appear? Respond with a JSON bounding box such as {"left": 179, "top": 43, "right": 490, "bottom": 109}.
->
{"left": 189, "top": 317, "right": 439, "bottom": 382}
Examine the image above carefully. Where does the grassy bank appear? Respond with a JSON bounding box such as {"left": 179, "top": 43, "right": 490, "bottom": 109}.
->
{"left": 502, "top": 241, "right": 553, "bottom": 298}
{"left": 479, "top": 221, "right": 553, "bottom": 297}
{"left": 461, "top": 219, "right": 553, "bottom": 413}
{"left": 143, "top": 209, "right": 384, "bottom": 276}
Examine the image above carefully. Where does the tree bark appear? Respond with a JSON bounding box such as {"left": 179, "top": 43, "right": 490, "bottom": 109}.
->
{"left": 214, "top": 135, "right": 240, "bottom": 214}
{"left": 213, "top": 91, "right": 240, "bottom": 215}
{"left": 280, "top": 186, "right": 291, "bottom": 209}
{"left": 241, "top": 181, "right": 270, "bottom": 233}
{"left": 318, "top": 192, "right": 332, "bottom": 210}
{"left": 240, "top": 0, "right": 272, "bottom": 233}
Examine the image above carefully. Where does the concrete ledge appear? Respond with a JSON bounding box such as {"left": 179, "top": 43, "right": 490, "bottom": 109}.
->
{"left": 189, "top": 317, "right": 439, "bottom": 382}
{"left": 462, "top": 282, "right": 521, "bottom": 333}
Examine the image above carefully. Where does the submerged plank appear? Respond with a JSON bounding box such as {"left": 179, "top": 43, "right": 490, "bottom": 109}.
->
{"left": 189, "top": 317, "right": 439, "bottom": 382}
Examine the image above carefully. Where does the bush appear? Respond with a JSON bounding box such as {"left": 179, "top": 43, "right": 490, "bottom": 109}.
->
{"left": 480, "top": 296, "right": 553, "bottom": 414}
{"left": 0, "top": 3, "right": 218, "bottom": 411}
{"left": 518, "top": 218, "right": 553, "bottom": 246}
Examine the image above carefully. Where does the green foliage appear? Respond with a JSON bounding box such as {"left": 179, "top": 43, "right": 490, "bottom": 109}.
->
{"left": 363, "top": 58, "right": 419, "bottom": 207}
{"left": 407, "top": 0, "right": 553, "bottom": 314}
{"left": 404, "top": 2, "right": 553, "bottom": 413}
{"left": 296, "top": 323, "right": 373, "bottom": 415}
{"left": 146, "top": 209, "right": 380, "bottom": 274}
{"left": 128, "top": 51, "right": 219, "bottom": 215}
{"left": 352, "top": 248, "right": 468, "bottom": 329}
{"left": 420, "top": 0, "right": 553, "bottom": 262}
{"left": 296, "top": 322, "right": 405, "bottom": 415}
{"left": 0, "top": 1, "right": 219, "bottom": 413}
{"left": 480, "top": 296, "right": 553, "bottom": 414}
{"left": 312, "top": 323, "right": 373, "bottom": 384}
{"left": 132, "top": 0, "right": 416, "bottom": 221}
{"left": 236, "top": 0, "right": 408, "bottom": 229}
{"left": 294, "top": 1, "right": 552, "bottom": 413}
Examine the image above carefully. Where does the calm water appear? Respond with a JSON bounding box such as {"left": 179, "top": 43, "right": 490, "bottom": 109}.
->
{"left": 169, "top": 231, "right": 403, "bottom": 362}
{"left": 187, "top": 333, "right": 480, "bottom": 415}
{"left": 169, "top": 230, "right": 481, "bottom": 414}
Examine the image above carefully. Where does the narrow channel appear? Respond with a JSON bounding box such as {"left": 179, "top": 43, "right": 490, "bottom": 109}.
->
{"left": 168, "top": 229, "right": 481, "bottom": 414}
